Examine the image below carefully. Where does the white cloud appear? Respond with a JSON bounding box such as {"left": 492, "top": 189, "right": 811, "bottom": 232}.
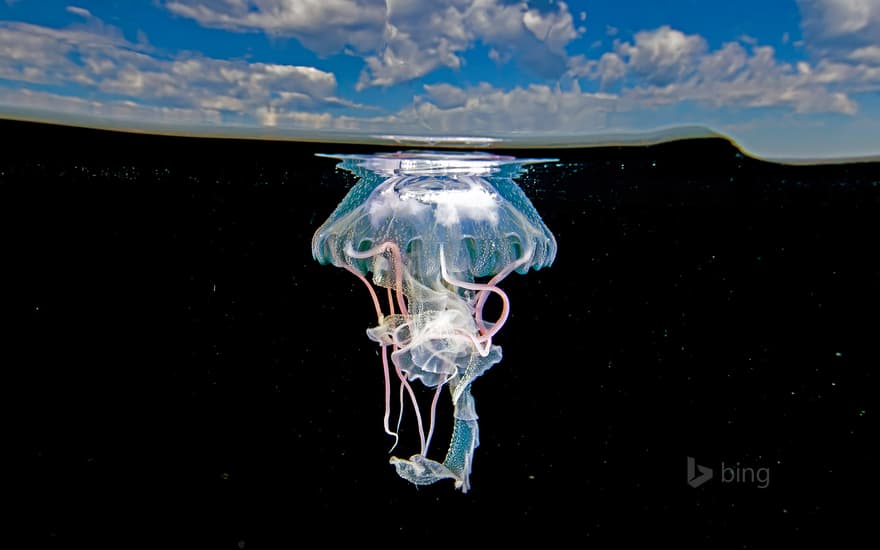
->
{"left": 571, "top": 26, "right": 861, "bottom": 115}
{"left": 408, "top": 81, "right": 617, "bottom": 134}
{"left": 0, "top": 22, "right": 128, "bottom": 85}
{"left": 163, "top": 0, "right": 387, "bottom": 54}
{"left": 798, "top": 0, "right": 880, "bottom": 38}
{"left": 360, "top": 0, "right": 584, "bottom": 88}
{"left": 0, "top": 87, "right": 225, "bottom": 126}
{"left": 65, "top": 6, "right": 93, "bottom": 18}
{"left": 595, "top": 52, "right": 626, "bottom": 88}
{"left": 0, "top": 18, "right": 359, "bottom": 127}
{"left": 422, "top": 83, "right": 469, "bottom": 109}
{"left": 617, "top": 26, "right": 708, "bottom": 86}
{"left": 848, "top": 45, "right": 880, "bottom": 63}
{"left": 797, "top": 0, "right": 880, "bottom": 63}
{"left": 793, "top": 1, "right": 880, "bottom": 98}
{"left": 521, "top": 2, "right": 580, "bottom": 52}
{"left": 215, "top": 80, "right": 619, "bottom": 135}
{"left": 810, "top": 58, "right": 880, "bottom": 89}
{"left": 163, "top": 0, "right": 586, "bottom": 89}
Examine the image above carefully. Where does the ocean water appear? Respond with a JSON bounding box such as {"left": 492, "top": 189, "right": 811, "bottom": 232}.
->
{"left": 3, "top": 120, "right": 874, "bottom": 545}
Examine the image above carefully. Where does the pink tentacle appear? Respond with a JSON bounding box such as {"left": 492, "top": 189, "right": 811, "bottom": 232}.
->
{"left": 345, "top": 241, "right": 409, "bottom": 320}
{"left": 439, "top": 247, "right": 511, "bottom": 340}
{"left": 394, "top": 364, "right": 427, "bottom": 454}
{"left": 424, "top": 377, "right": 448, "bottom": 455}
{"left": 380, "top": 343, "right": 399, "bottom": 450}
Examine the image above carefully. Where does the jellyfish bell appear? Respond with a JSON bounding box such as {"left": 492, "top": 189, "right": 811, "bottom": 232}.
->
{"left": 312, "top": 151, "right": 557, "bottom": 492}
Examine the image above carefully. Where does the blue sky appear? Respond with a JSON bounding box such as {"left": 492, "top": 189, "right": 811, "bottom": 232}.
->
{"left": 1, "top": 0, "right": 879, "bottom": 159}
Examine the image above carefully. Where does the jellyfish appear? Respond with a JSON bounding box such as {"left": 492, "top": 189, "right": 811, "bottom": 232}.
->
{"left": 312, "top": 151, "right": 556, "bottom": 492}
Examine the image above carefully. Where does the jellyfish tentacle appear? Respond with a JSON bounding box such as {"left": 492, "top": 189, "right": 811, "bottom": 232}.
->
{"left": 393, "top": 360, "right": 427, "bottom": 453}
{"left": 343, "top": 239, "right": 428, "bottom": 451}
{"left": 424, "top": 379, "right": 447, "bottom": 455}
{"left": 344, "top": 241, "right": 409, "bottom": 318}
{"left": 385, "top": 241, "right": 409, "bottom": 318}
{"left": 331, "top": 236, "right": 400, "bottom": 445}
{"left": 456, "top": 330, "right": 493, "bottom": 357}
{"left": 439, "top": 246, "right": 511, "bottom": 341}
{"left": 386, "top": 286, "right": 395, "bottom": 316}
{"left": 343, "top": 263, "right": 384, "bottom": 322}
{"left": 335, "top": 237, "right": 424, "bottom": 450}
{"left": 330, "top": 236, "right": 384, "bottom": 322}
{"left": 394, "top": 366, "right": 406, "bottom": 435}
{"left": 379, "top": 343, "right": 399, "bottom": 451}
{"left": 473, "top": 241, "right": 535, "bottom": 334}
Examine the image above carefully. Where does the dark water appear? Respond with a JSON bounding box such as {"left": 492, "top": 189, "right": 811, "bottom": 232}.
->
{"left": 3, "top": 120, "right": 875, "bottom": 546}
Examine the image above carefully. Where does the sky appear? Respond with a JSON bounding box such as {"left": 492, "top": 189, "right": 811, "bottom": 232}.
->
{"left": 1, "top": 0, "right": 880, "bottom": 160}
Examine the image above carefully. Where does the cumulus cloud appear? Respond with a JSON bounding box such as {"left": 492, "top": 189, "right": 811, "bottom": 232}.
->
{"left": 422, "top": 83, "right": 469, "bottom": 109}
{"left": 248, "top": 80, "right": 617, "bottom": 135}
{"left": 797, "top": 0, "right": 880, "bottom": 45}
{"left": 361, "top": 0, "right": 586, "bottom": 87}
{"left": 65, "top": 6, "right": 93, "bottom": 18}
{"left": 616, "top": 26, "right": 708, "bottom": 86}
{"left": 162, "top": 0, "right": 586, "bottom": 88}
{"left": 0, "top": 21, "right": 129, "bottom": 85}
{"left": 569, "top": 25, "right": 861, "bottom": 115}
{"left": 408, "top": 81, "right": 617, "bottom": 134}
{"left": 0, "top": 86, "right": 225, "bottom": 125}
{"left": 798, "top": 0, "right": 880, "bottom": 73}
{"left": 787, "top": 1, "right": 880, "bottom": 108}
{"left": 848, "top": 45, "right": 880, "bottom": 63}
{"left": 163, "top": 0, "right": 387, "bottom": 54}
{"left": 0, "top": 17, "right": 359, "bottom": 127}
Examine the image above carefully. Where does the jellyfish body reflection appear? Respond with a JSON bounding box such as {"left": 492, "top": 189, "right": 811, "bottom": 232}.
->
{"left": 312, "top": 152, "right": 556, "bottom": 492}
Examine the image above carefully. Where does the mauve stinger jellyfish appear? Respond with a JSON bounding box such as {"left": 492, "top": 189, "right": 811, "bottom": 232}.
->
{"left": 312, "top": 151, "right": 557, "bottom": 492}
